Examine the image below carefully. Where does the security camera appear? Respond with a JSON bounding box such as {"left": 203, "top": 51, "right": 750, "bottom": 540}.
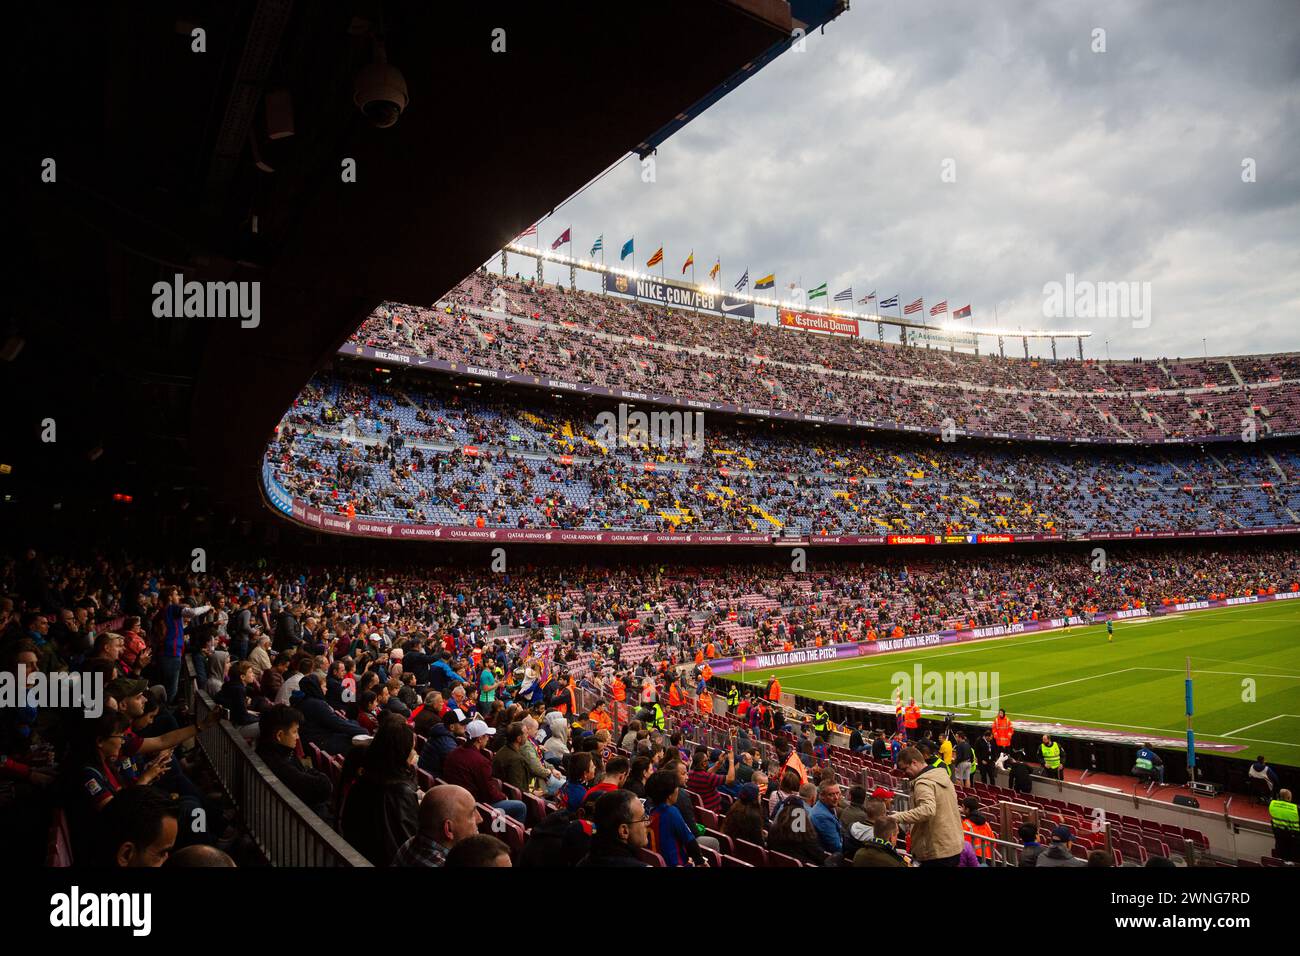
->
{"left": 353, "top": 48, "right": 407, "bottom": 128}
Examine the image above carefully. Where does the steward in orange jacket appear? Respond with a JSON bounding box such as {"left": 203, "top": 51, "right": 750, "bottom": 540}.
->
{"left": 992, "top": 711, "right": 1014, "bottom": 749}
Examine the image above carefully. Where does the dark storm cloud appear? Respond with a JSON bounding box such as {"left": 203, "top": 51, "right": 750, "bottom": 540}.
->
{"left": 545, "top": 0, "right": 1298, "bottom": 359}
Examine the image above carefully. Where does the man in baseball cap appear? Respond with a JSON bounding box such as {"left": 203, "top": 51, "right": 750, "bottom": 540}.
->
{"left": 441, "top": 716, "right": 527, "bottom": 825}
{"left": 1036, "top": 824, "right": 1086, "bottom": 867}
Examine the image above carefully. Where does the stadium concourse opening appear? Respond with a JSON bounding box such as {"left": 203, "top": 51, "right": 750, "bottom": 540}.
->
{"left": 4, "top": 0, "right": 1296, "bottom": 930}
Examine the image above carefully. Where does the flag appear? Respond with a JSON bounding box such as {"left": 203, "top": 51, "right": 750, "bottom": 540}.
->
{"left": 859, "top": 290, "right": 877, "bottom": 304}
{"left": 833, "top": 287, "right": 853, "bottom": 303}
{"left": 516, "top": 223, "right": 537, "bottom": 239}
{"left": 647, "top": 247, "right": 664, "bottom": 268}
{"left": 709, "top": 259, "right": 721, "bottom": 281}
{"left": 953, "top": 304, "right": 972, "bottom": 319}
{"left": 590, "top": 234, "right": 603, "bottom": 257}
{"left": 735, "top": 269, "right": 750, "bottom": 291}
{"left": 904, "top": 297, "right": 923, "bottom": 314}
{"left": 551, "top": 227, "right": 571, "bottom": 250}
{"left": 620, "top": 238, "right": 634, "bottom": 261}
{"left": 682, "top": 251, "right": 694, "bottom": 274}
{"left": 930, "top": 300, "right": 948, "bottom": 316}
{"left": 755, "top": 273, "right": 775, "bottom": 289}
{"left": 808, "top": 283, "right": 828, "bottom": 300}
{"left": 879, "top": 295, "right": 899, "bottom": 309}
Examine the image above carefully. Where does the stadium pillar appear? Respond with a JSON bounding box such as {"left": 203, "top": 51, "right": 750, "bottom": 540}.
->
{"left": 1185, "top": 657, "right": 1197, "bottom": 782}
{"left": 1022, "top": 336, "right": 1029, "bottom": 360}
{"left": 1051, "top": 337, "right": 1057, "bottom": 362}
{"left": 570, "top": 263, "right": 576, "bottom": 289}
{"left": 501, "top": 250, "right": 507, "bottom": 275}
{"left": 536, "top": 253, "right": 543, "bottom": 286}
{"left": 878, "top": 321, "right": 884, "bottom": 343}
{"left": 998, "top": 335, "right": 1004, "bottom": 358}
{"left": 1077, "top": 336, "right": 1083, "bottom": 361}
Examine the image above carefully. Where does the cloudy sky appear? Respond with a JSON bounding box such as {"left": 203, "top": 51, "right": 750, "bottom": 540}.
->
{"left": 516, "top": 0, "right": 1299, "bottom": 362}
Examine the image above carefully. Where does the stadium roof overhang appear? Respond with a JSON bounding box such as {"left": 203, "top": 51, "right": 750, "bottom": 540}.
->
{"left": 7, "top": 0, "right": 797, "bottom": 537}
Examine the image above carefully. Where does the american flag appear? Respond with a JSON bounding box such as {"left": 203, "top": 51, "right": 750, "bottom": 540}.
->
{"left": 930, "top": 300, "right": 948, "bottom": 316}
{"left": 516, "top": 223, "right": 537, "bottom": 239}
{"left": 904, "top": 297, "right": 923, "bottom": 315}
{"left": 833, "top": 287, "right": 853, "bottom": 302}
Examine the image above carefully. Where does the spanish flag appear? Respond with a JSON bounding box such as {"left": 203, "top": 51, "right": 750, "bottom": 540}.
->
{"left": 709, "top": 259, "right": 720, "bottom": 280}
{"left": 681, "top": 251, "right": 694, "bottom": 274}
{"left": 754, "top": 273, "right": 775, "bottom": 289}
{"left": 646, "top": 247, "right": 664, "bottom": 268}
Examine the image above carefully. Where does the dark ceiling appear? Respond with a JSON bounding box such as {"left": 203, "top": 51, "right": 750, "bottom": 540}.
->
{"left": 3, "top": 0, "right": 792, "bottom": 548}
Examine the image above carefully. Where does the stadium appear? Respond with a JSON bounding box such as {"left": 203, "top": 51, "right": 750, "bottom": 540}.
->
{"left": 3, "top": 0, "right": 1297, "bottom": 923}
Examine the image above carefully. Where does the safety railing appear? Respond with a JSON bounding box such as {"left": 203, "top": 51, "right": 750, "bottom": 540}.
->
{"left": 193, "top": 689, "right": 371, "bottom": 867}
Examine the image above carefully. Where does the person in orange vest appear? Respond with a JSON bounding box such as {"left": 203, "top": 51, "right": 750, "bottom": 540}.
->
{"left": 700, "top": 662, "right": 713, "bottom": 684}
{"left": 903, "top": 698, "right": 921, "bottom": 740}
{"left": 694, "top": 648, "right": 705, "bottom": 666}
{"left": 610, "top": 674, "right": 626, "bottom": 702}
{"left": 865, "top": 625, "right": 878, "bottom": 642}
{"left": 697, "top": 688, "right": 713, "bottom": 715}
{"left": 961, "top": 796, "right": 996, "bottom": 862}
{"left": 705, "top": 641, "right": 716, "bottom": 659}
{"left": 890, "top": 624, "right": 905, "bottom": 640}
{"left": 667, "top": 677, "right": 685, "bottom": 709}
{"left": 588, "top": 701, "right": 613, "bottom": 734}
{"left": 991, "top": 709, "right": 1014, "bottom": 756}
{"left": 782, "top": 639, "right": 794, "bottom": 652}
{"left": 765, "top": 674, "right": 782, "bottom": 702}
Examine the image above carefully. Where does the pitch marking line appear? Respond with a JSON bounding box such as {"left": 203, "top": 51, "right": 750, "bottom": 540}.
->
{"left": 1221, "top": 714, "right": 1300, "bottom": 737}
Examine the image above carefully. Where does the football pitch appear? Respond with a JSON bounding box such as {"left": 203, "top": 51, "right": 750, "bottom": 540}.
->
{"left": 732, "top": 601, "right": 1300, "bottom": 762}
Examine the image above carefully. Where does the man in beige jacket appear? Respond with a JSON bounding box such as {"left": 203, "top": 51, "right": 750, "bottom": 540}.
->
{"left": 888, "top": 746, "right": 965, "bottom": 866}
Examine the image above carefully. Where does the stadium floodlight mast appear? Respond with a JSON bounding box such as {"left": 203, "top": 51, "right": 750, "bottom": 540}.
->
{"left": 503, "top": 242, "right": 1094, "bottom": 355}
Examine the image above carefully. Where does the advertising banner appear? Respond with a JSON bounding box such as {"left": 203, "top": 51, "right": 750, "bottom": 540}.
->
{"left": 777, "top": 310, "right": 859, "bottom": 336}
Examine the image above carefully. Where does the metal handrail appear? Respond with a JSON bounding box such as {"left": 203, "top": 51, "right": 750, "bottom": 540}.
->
{"left": 193, "top": 689, "right": 371, "bottom": 867}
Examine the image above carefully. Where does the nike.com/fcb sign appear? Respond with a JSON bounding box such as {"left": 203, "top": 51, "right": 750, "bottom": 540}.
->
{"left": 603, "top": 272, "right": 753, "bottom": 317}
{"left": 778, "top": 310, "right": 859, "bottom": 336}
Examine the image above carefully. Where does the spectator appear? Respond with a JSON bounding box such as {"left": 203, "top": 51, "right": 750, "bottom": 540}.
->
{"left": 578, "top": 789, "right": 650, "bottom": 868}
{"left": 768, "top": 783, "right": 827, "bottom": 866}
{"left": 720, "top": 782, "right": 766, "bottom": 846}
{"left": 445, "top": 833, "right": 512, "bottom": 868}
{"left": 582, "top": 756, "right": 630, "bottom": 808}
{"left": 1017, "top": 821, "right": 1046, "bottom": 867}
{"left": 686, "top": 747, "right": 735, "bottom": 814}
{"left": 340, "top": 715, "right": 419, "bottom": 866}
{"left": 838, "top": 785, "right": 871, "bottom": 858}
{"left": 645, "top": 769, "right": 708, "bottom": 867}
{"left": 810, "top": 780, "right": 844, "bottom": 856}
{"left": 1036, "top": 825, "right": 1087, "bottom": 867}
{"left": 92, "top": 785, "right": 180, "bottom": 867}
{"left": 888, "top": 746, "right": 964, "bottom": 867}
{"left": 852, "top": 815, "right": 909, "bottom": 867}
{"left": 294, "top": 673, "right": 365, "bottom": 755}
{"left": 961, "top": 796, "right": 996, "bottom": 864}
{"left": 256, "top": 704, "right": 332, "bottom": 819}
{"left": 441, "top": 718, "right": 527, "bottom": 824}
{"left": 393, "top": 784, "right": 480, "bottom": 867}
{"left": 167, "top": 845, "right": 237, "bottom": 867}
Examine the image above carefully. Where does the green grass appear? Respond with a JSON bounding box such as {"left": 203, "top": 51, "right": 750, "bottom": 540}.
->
{"left": 733, "top": 601, "right": 1300, "bottom": 762}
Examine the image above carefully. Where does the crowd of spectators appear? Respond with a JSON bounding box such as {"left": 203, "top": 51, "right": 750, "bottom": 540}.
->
{"left": 4, "top": 543, "right": 1298, "bottom": 868}
{"left": 345, "top": 270, "right": 1300, "bottom": 442}
{"left": 266, "top": 370, "right": 1300, "bottom": 535}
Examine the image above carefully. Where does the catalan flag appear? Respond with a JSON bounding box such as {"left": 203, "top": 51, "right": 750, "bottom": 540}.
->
{"left": 904, "top": 297, "right": 924, "bottom": 315}
{"left": 681, "top": 251, "right": 694, "bottom": 274}
{"left": 647, "top": 246, "right": 664, "bottom": 268}
{"left": 754, "top": 273, "right": 775, "bottom": 290}
{"left": 709, "top": 259, "right": 721, "bottom": 281}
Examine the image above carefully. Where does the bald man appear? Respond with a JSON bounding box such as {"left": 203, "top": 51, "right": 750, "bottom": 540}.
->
{"left": 392, "top": 784, "right": 479, "bottom": 867}
{"left": 168, "top": 845, "right": 237, "bottom": 867}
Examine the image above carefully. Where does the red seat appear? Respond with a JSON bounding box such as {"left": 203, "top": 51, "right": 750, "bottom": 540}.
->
{"left": 767, "top": 850, "right": 803, "bottom": 867}
{"left": 703, "top": 827, "right": 733, "bottom": 856}
{"left": 521, "top": 791, "right": 548, "bottom": 827}
{"left": 416, "top": 768, "right": 435, "bottom": 791}
{"left": 699, "top": 845, "right": 722, "bottom": 868}
{"left": 636, "top": 846, "right": 666, "bottom": 867}
{"left": 733, "top": 838, "right": 767, "bottom": 867}
{"left": 722, "top": 854, "right": 754, "bottom": 868}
